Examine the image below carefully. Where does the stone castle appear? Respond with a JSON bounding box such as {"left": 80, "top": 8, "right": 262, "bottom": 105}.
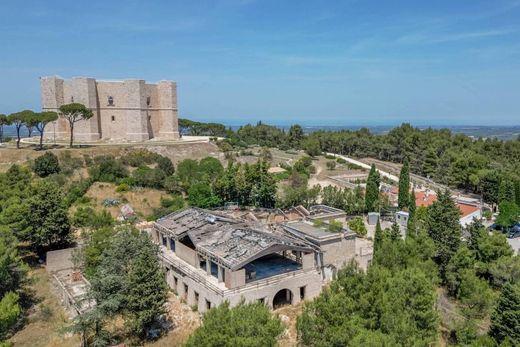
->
{"left": 41, "top": 76, "right": 179, "bottom": 142}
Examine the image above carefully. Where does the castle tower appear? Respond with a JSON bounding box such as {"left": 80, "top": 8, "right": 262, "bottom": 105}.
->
{"left": 40, "top": 76, "right": 179, "bottom": 142}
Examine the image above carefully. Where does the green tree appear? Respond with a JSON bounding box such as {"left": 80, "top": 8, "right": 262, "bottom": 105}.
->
{"left": 34, "top": 111, "right": 58, "bottom": 149}
{"left": 348, "top": 217, "right": 367, "bottom": 237}
{"left": 24, "top": 111, "right": 39, "bottom": 138}
{"left": 58, "top": 103, "right": 94, "bottom": 148}
{"left": 198, "top": 157, "right": 224, "bottom": 183}
{"left": 27, "top": 180, "right": 71, "bottom": 251}
{"left": 409, "top": 188, "right": 417, "bottom": 218}
{"left": 9, "top": 110, "right": 35, "bottom": 149}
{"left": 496, "top": 201, "right": 519, "bottom": 229}
{"left": 489, "top": 282, "right": 520, "bottom": 344}
{"left": 176, "top": 159, "right": 201, "bottom": 191}
{"left": 389, "top": 221, "right": 401, "bottom": 240}
{"left": 0, "top": 292, "right": 20, "bottom": 341}
{"left": 156, "top": 155, "right": 175, "bottom": 176}
{"left": 77, "top": 228, "right": 168, "bottom": 342}
{"left": 374, "top": 218, "right": 383, "bottom": 254}
{"left": 398, "top": 158, "right": 410, "bottom": 209}
{"left": 445, "top": 246, "right": 475, "bottom": 297}
{"left": 498, "top": 178, "right": 516, "bottom": 204}
{"left": 427, "top": 190, "right": 461, "bottom": 279}
{"left": 288, "top": 124, "right": 304, "bottom": 148}
{"left": 185, "top": 301, "right": 283, "bottom": 347}
{"left": 458, "top": 270, "right": 494, "bottom": 319}
{"left": 0, "top": 231, "right": 27, "bottom": 298}
{"left": 0, "top": 114, "right": 11, "bottom": 144}
{"left": 365, "top": 164, "right": 380, "bottom": 212}
{"left": 302, "top": 137, "right": 321, "bottom": 157}
{"left": 297, "top": 264, "right": 438, "bottom": 346}
{"left": 188, "top": 182, "right": 221, "bottom": 208}
{"left": 32, "top": 152, "right": 60, "bottom": 177}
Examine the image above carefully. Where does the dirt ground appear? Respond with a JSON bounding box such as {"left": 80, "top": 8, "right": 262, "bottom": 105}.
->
{"left": 145, "top": 294, "right": 201, "bottom": 347}
{"left": 0, "top": 141, "right": 221, "bottom": 172}
{"left": 84, "top": 182, "right": 167, "bottom": 219}
{"left": 8, "top": 267, "right": 80, "bottom": 347}
{"left": 274, "top": 302, "right": 304, "bottom": 347}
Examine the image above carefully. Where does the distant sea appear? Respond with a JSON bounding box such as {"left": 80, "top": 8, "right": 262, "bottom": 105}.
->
{"left": 3, "top": 125, "right": 520, "bottom": 141}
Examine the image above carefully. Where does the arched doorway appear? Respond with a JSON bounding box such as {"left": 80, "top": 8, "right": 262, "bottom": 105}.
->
{"left": 273, "top": 289, "right": 293, "bottom": 308}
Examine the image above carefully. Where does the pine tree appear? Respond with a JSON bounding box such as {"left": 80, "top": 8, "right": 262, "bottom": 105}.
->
{"left": 398, "top": 159, "right": 410, "bottom": 210}
{"left": 427, "top": 190, "right": 461, "bottom": 280}
{"left": 390, "top": 221, "right": 401, "bottom": 240}
{"left": 27, "top": 180, "right": 71, "bottom": 251}
{"left": 365, "top": 164, "right": 380, "bottom": 212}
{"left": 489, "top": 282, "right": 520, "bottom": 344}
{"left": 498, "top": 178, "right": 516, "bottom": 204}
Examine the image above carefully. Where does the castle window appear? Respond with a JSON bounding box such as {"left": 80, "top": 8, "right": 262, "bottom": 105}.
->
{"left": 71, "top": 96, "right": 74, "bottom": 103}
{"left": 146, "top": 96, "right": 151, "bottom": 106}
{"left": 108, "top": 96, "right": 114, "bottom": 106}
{"left": 111, "top": 116, "right": 115, "bottom": 122}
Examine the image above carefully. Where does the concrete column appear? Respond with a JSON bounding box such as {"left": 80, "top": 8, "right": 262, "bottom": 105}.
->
{"left": 217, "top": 266, "right": 224, "bottom": 282}
{"left": 206, "top": 258, "right": 211, "bottom": 275}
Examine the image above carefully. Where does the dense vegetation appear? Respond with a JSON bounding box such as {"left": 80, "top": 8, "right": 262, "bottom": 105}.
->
{"left": 215, "top": 122, "right": 520, "bottom": 208}
{"left": 1, "top": 119, "right": 520, "bottom": 345}
{"left": 185, "top": 301, "right": 283, "bottom": 347}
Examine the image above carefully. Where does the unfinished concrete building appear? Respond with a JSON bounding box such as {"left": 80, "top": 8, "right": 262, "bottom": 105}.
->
{"left": 152, "top": 207, "right": 359, "bottom": 312}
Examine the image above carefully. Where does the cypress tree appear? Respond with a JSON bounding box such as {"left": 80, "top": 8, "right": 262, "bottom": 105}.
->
{"left": 374, "top": 218, "right": 383, "bottom": 253}
{"left": 409, "top": 188, "right": 417, "bottom": 218}
{"left": 398, "top": 159, "right": 410, "bottom": 210}
{"left": 427, "top": 190, "right": 461, "bottom": 280}
{"left": 365, "top": 164, "right": 380, "bottom": 212}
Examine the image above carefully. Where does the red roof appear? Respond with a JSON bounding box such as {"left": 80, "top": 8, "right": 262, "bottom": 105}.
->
{"left": 415, "top": 191, "right": 437, "bottom": 207}
{"left": 457, "top": 203, "right": 480, "bottom": 218}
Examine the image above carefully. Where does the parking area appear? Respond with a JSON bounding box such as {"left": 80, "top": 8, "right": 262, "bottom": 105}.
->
{"left": 507, "top": 237, "right": 520, "bottom": 255}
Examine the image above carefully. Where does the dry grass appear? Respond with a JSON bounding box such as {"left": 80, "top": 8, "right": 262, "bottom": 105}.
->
{"left": 145, "top": 293, "right": 201, "bottom": 347}
{"left": 9, "top": 267, "right": 81, "bottom": 347}
{"left": 85, "top": 182, "right": 166, "bottom": 219}
{"left": 274, "top": 302, "right": 304, "bottom": 347}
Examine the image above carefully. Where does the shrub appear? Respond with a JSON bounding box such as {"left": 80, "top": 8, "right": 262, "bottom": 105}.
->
{"left": 328, "top": 219, "right": 343, "bottom": 232}
{"left": 313, "top": 219, "right": 324, "bottom": 227}
{"left": 64, "top": 179, "right": 94, "bottom": 207}
{"left": 120, "top": 149, "right": 158, "bottom": 167}
{"left": 115, "top": 183, "right": 129, "bottom": 192}
{"left": 326, "top": 161, "right": 336, "bottom": 170}
{"left": 348, "top": 217, "right": 367, "bottom": 236}
{"left": 59, "top": 151, "right": 84, "bottom": 175}
{"left": 325, "top": 154, "right": 336, "bottom": 159}
{"left": 132, "top": 166, "right": 166, "bottom": 189}
{"left": 32, "top": 152, "right": 60, "bottom": 177}
{"left": 336, "top": 157, "right": 347, "bottom": 164}
{"left": 156, "top": 155, "right": 175, "bottom": 176}
{"left": 88, "top": 156, "right": 128, "bottom": 183}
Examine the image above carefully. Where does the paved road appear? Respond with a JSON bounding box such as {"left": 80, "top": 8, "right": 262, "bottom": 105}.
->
{"left": 508, "top": 237, "right": 520, "bottom": 255}
{"left": 326, "top": 152, "right": 400, "bottom": 182}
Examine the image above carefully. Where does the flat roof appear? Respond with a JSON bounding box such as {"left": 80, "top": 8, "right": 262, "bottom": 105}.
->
{"left": 283, "top": 220, "right": 346, "bottom": 241}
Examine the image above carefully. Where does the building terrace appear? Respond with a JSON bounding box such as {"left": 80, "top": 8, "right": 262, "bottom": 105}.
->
{"left": 152, "top": 208, "right": 322, "bottom": 311}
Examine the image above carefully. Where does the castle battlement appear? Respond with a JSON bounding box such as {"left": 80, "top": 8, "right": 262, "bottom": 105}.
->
{"left": 40, "top": 76, "right": 180, "bottom": 142}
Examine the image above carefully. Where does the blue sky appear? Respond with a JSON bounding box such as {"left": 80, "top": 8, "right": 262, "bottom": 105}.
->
{"left": 1, "top": 0, "right": 520, "bottom": 126}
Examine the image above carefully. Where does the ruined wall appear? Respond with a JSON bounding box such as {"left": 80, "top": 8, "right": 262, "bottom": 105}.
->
{"left": 321, "top": 234, "right": 356, "bottom": 270}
